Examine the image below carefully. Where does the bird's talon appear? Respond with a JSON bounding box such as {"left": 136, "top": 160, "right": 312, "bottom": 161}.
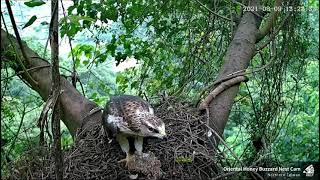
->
{"left": 118, "top": 154, "right": 135, "bottom": 169}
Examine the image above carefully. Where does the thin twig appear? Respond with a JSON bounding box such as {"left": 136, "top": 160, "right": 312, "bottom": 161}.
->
{"left": 43, "top": 0, "right": 59, "bottom": 57}
{"left": 7, "top": 105, "right": 27, "bottom": 156}
{"left": 205, "top": 125, "right": 263, "bottom": 180}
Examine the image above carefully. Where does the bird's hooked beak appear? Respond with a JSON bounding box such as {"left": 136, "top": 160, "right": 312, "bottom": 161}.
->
{"left": 158, "top": 124, "right": 167, "bottom": 139}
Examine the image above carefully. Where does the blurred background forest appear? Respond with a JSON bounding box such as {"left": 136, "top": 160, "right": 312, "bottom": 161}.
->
{"left": 1, "top": 0, "right": 319, "bottom": 178}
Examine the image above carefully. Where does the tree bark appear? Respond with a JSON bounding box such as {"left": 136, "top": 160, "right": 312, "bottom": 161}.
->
{"left": 207, "top": 3, "right": 263, "bottom": 142}
{"left": 1, "top": 29, "right": 101, "bottom": 137}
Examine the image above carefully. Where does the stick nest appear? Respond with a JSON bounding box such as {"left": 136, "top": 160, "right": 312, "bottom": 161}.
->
{"left": 9, "top": 98, "right": 224, "bottom": 179}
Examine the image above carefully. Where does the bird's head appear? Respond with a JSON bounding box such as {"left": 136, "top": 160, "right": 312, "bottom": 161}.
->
{"left": 140, "top": 115, "right": 166, "bottom": 139}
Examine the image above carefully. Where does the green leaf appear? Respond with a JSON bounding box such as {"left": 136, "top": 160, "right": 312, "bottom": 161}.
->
{"left": 24, "top": 0, "right": 45, "bottom": 7}
{"left": 97, "top": 54, "right": 108, "bottom": 63}
{"left": 40, "top": 21, "right": 49, "bottom": 25}
{"left": 23, "top": 16, "right": 37, "bottom": 29}
{"left": 106, "top": 43, "right": 116, "bottom": 56}
{"left": 83, "top": 60, "right": 89, "bottom": 65}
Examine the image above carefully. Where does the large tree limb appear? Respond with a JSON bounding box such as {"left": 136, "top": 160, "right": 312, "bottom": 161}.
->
{"left": 199, "top": 76, "right": 248, "bottom": 110}
{"left": 4, "top": 1, "right": 38, "bottom": 86}
{"left": 256, "top": 0, "right": 282, "bottom": 42}
{"left": 256, "top": 12, "right": 290, "bottom": 52}
{"left": 1, "top": 29, "right": 102, "bottom": 137}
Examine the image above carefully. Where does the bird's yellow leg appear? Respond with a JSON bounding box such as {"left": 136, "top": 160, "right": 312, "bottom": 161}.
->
{"left": 116, "top": 134, "right": 135, "bottom": 168}
{"left": 134, "top": 136, "right": 143, "bottom": 155}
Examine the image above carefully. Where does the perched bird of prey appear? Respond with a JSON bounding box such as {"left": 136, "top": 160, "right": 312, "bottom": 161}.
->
{"left": 102, "top": 95, "right": 166, "bottom": 168}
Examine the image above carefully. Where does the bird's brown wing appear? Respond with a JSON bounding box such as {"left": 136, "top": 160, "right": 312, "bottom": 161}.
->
{"left": 103, "top": 95, "right": 151, "bottom": 136}
{"left": 102, "top": 99, "right": 121, "bottom": 138}
{"left": 122, "top": 100, "right": 144, "bottom": 132}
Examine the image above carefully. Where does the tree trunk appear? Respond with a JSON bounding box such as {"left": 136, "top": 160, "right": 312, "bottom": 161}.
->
{"left": 208, "top": 4, "right": 263, "bottom": 141}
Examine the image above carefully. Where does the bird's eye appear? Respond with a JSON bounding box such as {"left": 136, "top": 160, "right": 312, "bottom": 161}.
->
{"left": 148, "top": 127, "right": 159, "bottom": 133}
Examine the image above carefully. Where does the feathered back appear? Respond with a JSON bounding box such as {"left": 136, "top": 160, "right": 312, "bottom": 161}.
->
{"left": 102, "top": 95, "right": 155, "bottom": 138}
